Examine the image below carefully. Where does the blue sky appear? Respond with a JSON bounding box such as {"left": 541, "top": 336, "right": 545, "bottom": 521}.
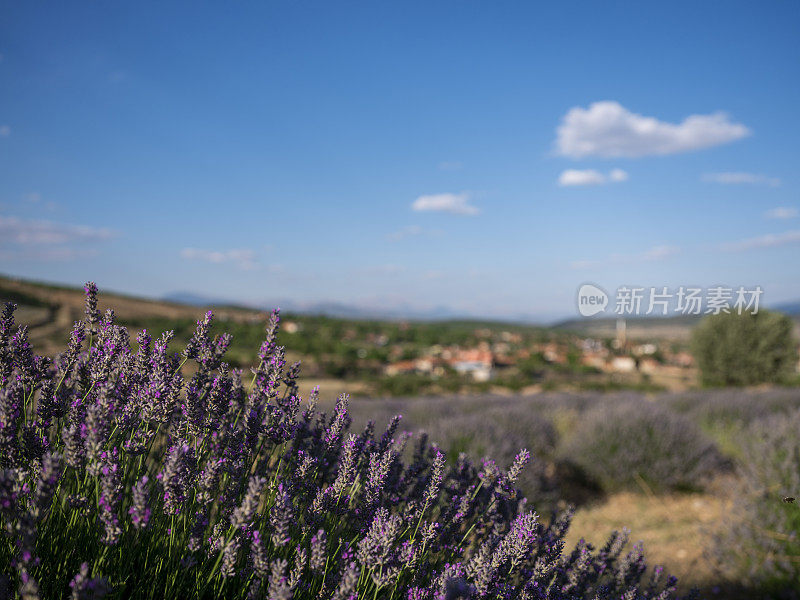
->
{"left": 1, "top": 1, "right": 798, "bottom": 320}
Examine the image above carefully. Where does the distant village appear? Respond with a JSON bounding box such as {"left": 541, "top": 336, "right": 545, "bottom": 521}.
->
{"left": 380, "top": 321, "right": 694, "bottom": 383}
{"left": 279, "top": 317, "right": 702, "bottom": 391}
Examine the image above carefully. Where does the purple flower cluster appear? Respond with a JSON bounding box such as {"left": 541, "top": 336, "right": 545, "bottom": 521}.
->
{"left": 0, "top": 287, "right": 698, "bottom": 599}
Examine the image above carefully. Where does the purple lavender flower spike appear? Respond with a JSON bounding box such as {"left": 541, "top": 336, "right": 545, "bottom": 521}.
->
{"left": 129, "top": 475, "right": 151, "bottom": 529}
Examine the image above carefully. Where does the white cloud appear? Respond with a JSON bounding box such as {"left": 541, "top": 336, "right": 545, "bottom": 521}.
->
{"left": 0, "top": 214, "right": 113, "bottom": 261}
{"left": 765, "top": 207, "right": 798, "bottom": 220}
{"left": 558, "top": 169, "right": 605, "bottom": 186}
{"left": 180, "top": 247, "right": 258, "bottom": 270}
{"left": 722, "top": 230, "right": 800, "bottom": 251}
{"left": 558, "top": 168, "right": 628, "bottom": 186}
{"left": 412, "top": 192, "right": 479, "bottom": 215}
{"left": 609, "top": 168, "right": 629, "bottom": 182}
{"left": 0, "top": 247, "right": 100, "bottom": 262}
{"left": 0, "top": 125, "right": 9, "bottom": 137}
{"left": 702, "top": 172, "right": 781, "bottom": 187}
{"left": 555, "top": 101, "right": 750, "bottom": 158}
{"left": 0, "top": 214, "right": 113, "bottom": 245}
{"left": 641, "top": 245, "right": 679, "bottom": 260}
{"left": 570, "top": 244, "right": 680, "bottom": 269}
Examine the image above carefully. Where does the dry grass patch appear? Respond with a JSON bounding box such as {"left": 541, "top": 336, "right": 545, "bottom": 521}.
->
{"left": 564, "top": 489, "right": 730, "bottom": 593}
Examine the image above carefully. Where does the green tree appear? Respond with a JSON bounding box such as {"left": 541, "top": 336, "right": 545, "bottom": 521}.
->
{"left": 691, "top": 309, "right": 798, "bottom": 386}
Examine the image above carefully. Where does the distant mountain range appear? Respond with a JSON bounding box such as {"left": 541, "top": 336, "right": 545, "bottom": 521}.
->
{"left": 164, "top": 289, "right": 800, "bottom": 327}
{"left": 162, "top": 291, "right": 487, "bottom": 322}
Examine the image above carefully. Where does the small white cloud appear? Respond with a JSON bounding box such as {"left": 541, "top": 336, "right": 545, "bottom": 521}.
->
{"left": 438, "top": 160, "right": 463, "bottom": 171}
{"left": 0, "top": 125, "right": 9, "bottom": 137}
{"left": 412, "top": 192, "right": 479, "bottom": 216}
{"left": 180, "top": 247, "right": 258, "bottom": 271}
{"left": 570, "top": 244, "right": 679, "bottom": 269}
{"left": 765, "top": 207, "right": 798, "bottom": 220}
{"left": 0, "top": 214, "right": 113, "bottom": 245}
{"left": 558, "top": 168, "right": 628, "bottom": 186}
{"left": 0, "top": 214, "right": 113, "bottom": 260}
{"left": 559, "top": 169, "right": 605, "bottom": 186}
{"left": 0, "top": 247, "right": 100, "bottom": 261}
{"left": 23, "top": 192, "right": 41, "bottom": 204}
{"left": 702, "top": 172, "right": 781, "bottom": 187}
{"left": 609, "top": 168, "right": 629, "bottom": 182}
{"left": 555, "top": 101, "right": 749, "bottom": 158}
{"left": 641, "top": 245, "right": 679, "bottom": 260}
{"left": 722, "top": 230, "right": 800, "bottom": 252}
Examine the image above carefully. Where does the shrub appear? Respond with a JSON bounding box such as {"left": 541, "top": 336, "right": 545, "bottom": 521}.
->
{"left": 562, "top": 400, "right": 723, "bottom": 493}
{"left": 714, "top": 409, "right": 800, "bottom": 596}
{"left": 664, "top": 389, "right": 800, "bottom": 426}
{"left": 691, "top": 309, "right": 797, "bottom": 387}
{"left": 0, "top": 285, "right": 695, "bottom": 599}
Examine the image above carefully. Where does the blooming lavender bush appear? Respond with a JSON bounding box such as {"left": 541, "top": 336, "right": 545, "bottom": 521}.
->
{"left": 0, "top": 284, "right": 695, "bottom": 599}
{"left": 713, "top": 409, "right": 800, "bottom": 596}
{"left": 562, "top": 400, "right": 723, "bottom": 493}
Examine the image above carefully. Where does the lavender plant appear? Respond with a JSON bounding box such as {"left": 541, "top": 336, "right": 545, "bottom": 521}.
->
{"left": 562, "top": 400, "right": 723, "bottom": 493}
{"left": 0, "top": 285, "right": 695, "bottom": 599}
{"left": 713, "top": 409, "right": 800, "bottom": 597}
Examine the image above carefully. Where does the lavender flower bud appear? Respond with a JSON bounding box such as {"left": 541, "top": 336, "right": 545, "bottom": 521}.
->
{"left": 158, "top": 442, "right": 195, "bottom": 515}
{"left": 62, "top": 421, "right": 86, "bottom": 470}
{"left": 378, "top": 414, "right": 402, "bottom": 453}
{"left": 31, "top": 452, "right": 62, "bottom": 519}
{"left": 129, "top": 475, "right": 151, "bottom": 529}
{"left": 18, "top": 570, "right": 40, "bottom": 600}
{"left": 69, "top": 562, "right": 110, "bottom": 600}
{"left": 220, "top": 534, "right": 242, "bottom": 578}
{"left": 196, "top": 458, "right": 224, "bottom": 506}
{"left": 251, "top": 530, "right": 269, "bottom": 578}
{"left": 310, "top": 528, "right": 327, "bottom": 574}
{"left": 231, "top": 475, "right": 266, "bottom": 530}
{"left": 364, "top": 449, "right": 395, "bottom": 509}
{"left": 267, "top": 558, "right": 292, "bottom": 600}
{"left": 83, "top": 282, "right": 100, "bottom": 329}
{"left": 332, "top": 561, "right": 359, "bottom": 600}
{"left": 324, "top": 393, "right": 350, "bottom": 451}
{"left": 332, "top": 435, "right": 359, "bottom": 496}
{"left": 499, "top": 448, "right": 530, "bottom": 496}
{"left": 258, "top": 309, "right": 281, "bottom": 361}
{"left": 289, "top": 546, "right": 306, "bottom": 588}
{"left": 98, "top": 452, "right": 122, "bottom": 545}
{"left": 357, "top": 507, "right": 403, "bottom": 586}
{"left": 269, "top": 483, "right": 294, "bottom": 547}
{"left": 422, "top": 450, "right": 445, "bottom": 508}
{"left": 183, "top": 311, "right": 213, "bottom": 363}
{"left": 0, "top": 302, "right": 16, "bottom": 383}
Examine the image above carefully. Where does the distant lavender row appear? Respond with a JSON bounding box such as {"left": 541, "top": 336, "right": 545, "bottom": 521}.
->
{"left": 562, "top": 401, "right": 723, "bottom": 493}
{"left": 0, "top": 284, "right": 695, "bottom": 599}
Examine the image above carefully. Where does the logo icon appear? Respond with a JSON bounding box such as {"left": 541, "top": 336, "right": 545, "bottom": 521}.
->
{"left": 577, "top": 283, "right": 609, "bottom": 317}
